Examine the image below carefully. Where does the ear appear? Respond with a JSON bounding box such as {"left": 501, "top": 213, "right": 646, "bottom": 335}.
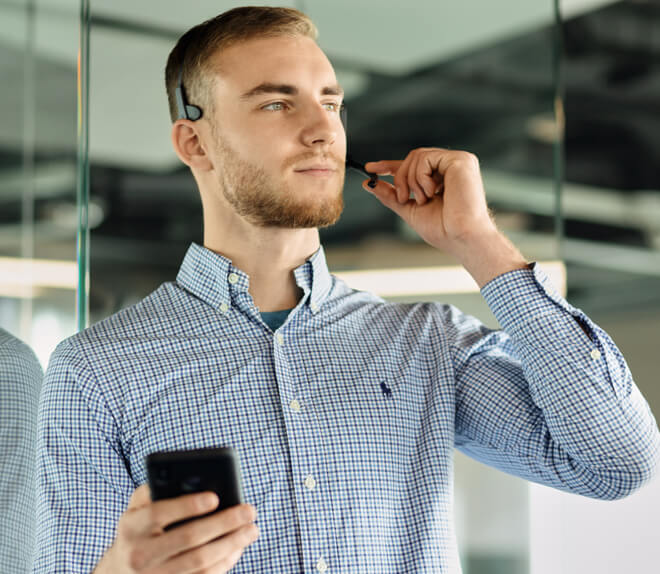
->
{"left": 171, "top": 120, "right": 213, "bottom": 171}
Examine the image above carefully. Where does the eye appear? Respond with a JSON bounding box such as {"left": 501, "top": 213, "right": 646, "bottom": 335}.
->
{"left": 262, "top": 101, "right": 288, "bottom": 111}
{"left": 323, "top": 102, "right": 341, "bottom": 112}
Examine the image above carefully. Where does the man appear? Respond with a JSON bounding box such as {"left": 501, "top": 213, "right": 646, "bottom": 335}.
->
{"left": 35, "top": 6, "right": 660, "bottom": 573}
{"left": 0, "top": 328, "right": 42, "bottom": 573}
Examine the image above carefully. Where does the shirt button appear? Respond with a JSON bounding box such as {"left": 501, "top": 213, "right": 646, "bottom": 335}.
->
{"left": 590, "top": 348, "right": 601, "bottom": 360}
{"left": 316, "top": 557, "right": 328, "bottom": 572}
{"left": 219, "top": 302, "right": 229, "bottom": 313}
{"left": 276, "top": 333, "right": 284, "bottom": 346}
{"left": 228, "top": 273, "right": 239, "bottom": 285}
{"left": 290, "top": 399, "right": 302, "bottom": 412}
{"left": 304, "top": 475, "right": 316, "bottom": 490}
{"left": 310, "top": 302, "right": 319, "bottom": 312}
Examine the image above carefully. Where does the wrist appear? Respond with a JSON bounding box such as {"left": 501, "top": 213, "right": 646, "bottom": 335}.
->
{"left": 451, "top": 229, "right": 529, "bottom": 288}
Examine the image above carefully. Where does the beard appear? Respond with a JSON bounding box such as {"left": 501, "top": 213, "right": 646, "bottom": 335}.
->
{"left": 212, "top": 132, "right": 345, "bottom": 229}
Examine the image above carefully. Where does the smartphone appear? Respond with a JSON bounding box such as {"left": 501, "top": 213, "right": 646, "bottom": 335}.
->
{"left": 145, "top": 446, "right": 244, "bottom": 530}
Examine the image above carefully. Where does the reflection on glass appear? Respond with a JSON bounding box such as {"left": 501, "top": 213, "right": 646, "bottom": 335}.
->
{"left": 0, "top": 328, "right": 42, "bottom": 572}
{"left": 0, "top": 0, "right": 81, "bottom": 571}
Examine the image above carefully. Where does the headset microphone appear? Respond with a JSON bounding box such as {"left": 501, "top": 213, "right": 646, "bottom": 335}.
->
{"left": 175, "top": 65, "right": 375, "bottom": 185}
{"left": 342, "top": 104, "right": 378, "bottom": 187}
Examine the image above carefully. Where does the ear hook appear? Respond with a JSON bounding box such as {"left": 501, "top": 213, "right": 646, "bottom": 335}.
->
{"left": 175, "top": 59, "right": 203, "bottom": 121}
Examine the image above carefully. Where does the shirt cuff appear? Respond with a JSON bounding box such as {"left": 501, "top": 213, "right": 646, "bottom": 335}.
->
{"left": 480, "top": 262, "right": 582, "bottom": 335}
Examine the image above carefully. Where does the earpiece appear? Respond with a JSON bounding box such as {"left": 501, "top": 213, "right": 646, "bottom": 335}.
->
{"left": 175, "top": 64, "right": 203, "bottom": 121}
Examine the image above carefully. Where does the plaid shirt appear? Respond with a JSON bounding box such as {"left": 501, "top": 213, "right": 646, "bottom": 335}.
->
{"left": 1, "top": 329, "right": 42, "bottom": 574}
{"left": 35, "top": 242, "right": 660, "bottom": 573}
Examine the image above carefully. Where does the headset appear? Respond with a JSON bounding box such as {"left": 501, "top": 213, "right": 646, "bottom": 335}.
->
{"left": 175, "top": 61, "right": 378, "bottom": 186}
{"left": 175, "top": 65, "right": 203, "bottom": 121}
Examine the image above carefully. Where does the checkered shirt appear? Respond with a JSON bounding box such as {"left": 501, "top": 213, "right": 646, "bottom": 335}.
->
{"left": 34, "top": 242, "right": 660, "bottom": 573}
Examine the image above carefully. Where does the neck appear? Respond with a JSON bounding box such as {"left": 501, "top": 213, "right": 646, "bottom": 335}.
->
{"left": 203, "top": 209, "right": 320, "bottom": 313}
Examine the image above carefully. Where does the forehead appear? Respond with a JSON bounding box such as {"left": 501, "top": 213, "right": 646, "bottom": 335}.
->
{"left": 212, "top": 35, "right": 337, "bottom": 91}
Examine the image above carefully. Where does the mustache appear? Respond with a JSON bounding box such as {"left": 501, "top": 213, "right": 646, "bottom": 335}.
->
{"left": 284, "top": 151, "right": 345, "bottom": 171}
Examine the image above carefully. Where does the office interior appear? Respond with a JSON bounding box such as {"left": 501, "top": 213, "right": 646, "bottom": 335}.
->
{"left": 1, "top": 0, "right": 659, "bottom": 572}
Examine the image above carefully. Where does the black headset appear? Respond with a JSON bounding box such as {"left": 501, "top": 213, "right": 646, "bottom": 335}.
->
{"left": 174, "top": 61, "right": 377, "bottom": 185}
{"left": 175, "top": 65, "right": 203, "bottom": 121}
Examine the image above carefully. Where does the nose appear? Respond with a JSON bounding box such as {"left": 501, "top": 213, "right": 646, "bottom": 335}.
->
{"left": 300, "top": 103, "right": 340, "bottom": 148}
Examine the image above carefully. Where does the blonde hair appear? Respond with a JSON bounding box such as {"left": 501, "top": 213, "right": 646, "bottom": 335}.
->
{"left": 165, "top": 6, "right": 318, "bottom": 123}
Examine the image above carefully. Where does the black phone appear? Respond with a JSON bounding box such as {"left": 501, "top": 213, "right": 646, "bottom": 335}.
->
{"left": 145, "top": 447, "right": 244, "bottom": 530}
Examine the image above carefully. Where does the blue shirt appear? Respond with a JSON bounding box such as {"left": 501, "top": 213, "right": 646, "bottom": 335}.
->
{"left": 0, "top": 328, "right": 43, "bottom": 574}
{"left": 35, "top": 242, "right": 660, "bottom": 573}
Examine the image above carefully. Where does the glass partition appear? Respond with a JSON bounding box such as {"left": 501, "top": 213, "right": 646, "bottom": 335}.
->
{"left": 83, "top": 2, "right": 562, "bottom": 572}
{"left": 0, "top": 0, "right": 84, "bottom": 570}
{"left": 530, "top": 2, "right": 660, "bottom": 573}
{"left": 0, "top": 0, "right": 81, "bottom": 364}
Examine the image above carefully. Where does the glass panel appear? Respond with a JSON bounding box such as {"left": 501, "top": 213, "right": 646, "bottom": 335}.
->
{"left": 0, "top": 0, "right": 83, "bottom": 570}
{"left": 530, "top": 2, "right": 660, "bottom": 573}
{"left": 0, "top": 0, "right": 81, "bottom": 362}
{"left": 84, "top": 2, "right": 561, "bottom": 572}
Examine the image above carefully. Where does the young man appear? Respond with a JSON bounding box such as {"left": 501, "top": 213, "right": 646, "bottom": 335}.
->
{"left": 35, "top": 6, "right": 659, "bottom": 574}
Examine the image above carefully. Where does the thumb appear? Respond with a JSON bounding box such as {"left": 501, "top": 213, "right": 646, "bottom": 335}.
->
{"left": 362, "top": 179, "right": 411, "bottom": 220}
{"left": 127, "top": 484, "right": 152, "bottom": 510}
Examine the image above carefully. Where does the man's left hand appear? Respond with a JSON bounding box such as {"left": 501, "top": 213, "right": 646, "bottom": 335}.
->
{"left": 364, "top": 148, "right": 528, "bottom": 287}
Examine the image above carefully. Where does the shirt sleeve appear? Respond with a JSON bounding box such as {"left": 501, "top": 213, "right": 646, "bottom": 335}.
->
{"left": 33, "top": 340, "right": 134, "bottom": 573}
{"left": 0, "top": 337, "right": 42, "bottom": 574}
{"left": 451, "top": 264, "right": 660, "bottom": 500}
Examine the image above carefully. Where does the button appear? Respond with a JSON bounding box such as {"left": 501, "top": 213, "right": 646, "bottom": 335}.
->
{"left": 228, "top": 273, "right": 239, "bottom": 285}
{"left": 290, "top": 399, "right": 302, "bottom": 412}
{"left": 316, "top": 557, "right": 328, "bottom": 572}
{"left": 310, "top": 302, "right": 319, "bottom": 312}
{"left": 220, "top": 302, "right": 229, "bottom": 313}
{"left": 304, "top": 475, "right": 316, "bottom": 490}
{"left": 590, "top": 348, "right": 601, "bottom": 360}
{"left": 276, "top": 333, "right": 284, "bottom": 346}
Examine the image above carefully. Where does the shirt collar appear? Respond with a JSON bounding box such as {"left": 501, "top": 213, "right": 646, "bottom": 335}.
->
{"left": 176, "top": 242, "right": 332, "bottom": 314}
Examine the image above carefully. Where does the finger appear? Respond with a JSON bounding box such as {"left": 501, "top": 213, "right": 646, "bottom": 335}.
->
{"left": 393, "top": 151, "right": 417, "bottom": 204}
{"left": 127, "top": 484, "right": 153, "bottom": 510}
{"left": 149, "top": 503, "right": 257, "bottom": 562}
{"left": 418, "top": 154, "right": 442, "bottom": 198}
{"left": 152, "top": 522, "right": 259, "bottom": 574}
{"left": 363, "top": 159, "right": 403, "bottom": 176}
{"left": 407, "top": 152, "right": 428, "bottom": 205}
{"left": 127, "top": 491, "right": 220, "bottom": 537}
{"left": 362, "top": 179, "right": 413, "bottom": 221}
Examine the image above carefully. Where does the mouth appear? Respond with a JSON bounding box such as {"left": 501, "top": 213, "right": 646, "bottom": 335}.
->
{"left": 293, "top": 165, "right": 338, "bottom": 177}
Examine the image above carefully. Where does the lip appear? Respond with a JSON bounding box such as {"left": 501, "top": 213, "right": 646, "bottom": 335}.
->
{"left": 294, "top": 164, "right": 337, "bottom": 172}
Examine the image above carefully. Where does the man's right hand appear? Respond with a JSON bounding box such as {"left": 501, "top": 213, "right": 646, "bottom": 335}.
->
{"left": 94, "top": 484, "right": 259, "bottom": 574}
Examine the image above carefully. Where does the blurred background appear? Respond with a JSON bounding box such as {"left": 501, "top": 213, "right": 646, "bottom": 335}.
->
{"left": 1, "top": 0, "right": 659, "bottom": 572}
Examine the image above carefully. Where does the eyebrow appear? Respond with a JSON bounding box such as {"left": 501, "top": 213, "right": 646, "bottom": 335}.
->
{"left": 240, "top": 82, "right": 344, "bottom": 100}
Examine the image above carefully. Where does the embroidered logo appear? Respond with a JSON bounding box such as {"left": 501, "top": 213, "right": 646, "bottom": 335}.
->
{"left": 380, "top": 381, "right": 393, "bottom": 398}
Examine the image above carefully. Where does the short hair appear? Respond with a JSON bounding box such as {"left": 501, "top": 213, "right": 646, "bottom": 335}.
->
{"left": 165, "top": 6, "right": 318, "bottom": 123}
